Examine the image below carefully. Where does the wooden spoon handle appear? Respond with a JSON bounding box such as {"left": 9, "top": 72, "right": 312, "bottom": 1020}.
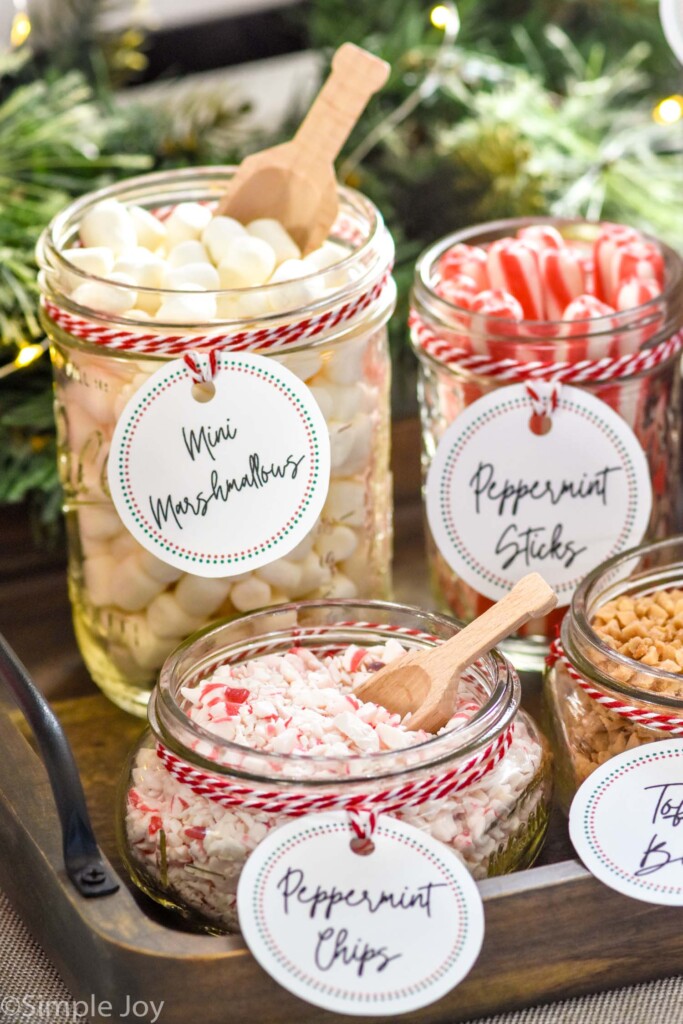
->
{"left": 293, "top": 43, "right": 389, "bottom": 166}
{"left": 427, "top": 573, "right": 557, "bottom": 679}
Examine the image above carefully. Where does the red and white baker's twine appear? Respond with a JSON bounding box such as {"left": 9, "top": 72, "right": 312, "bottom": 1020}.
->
{"left": 42, "top": 269, "right": 391, "bottom": 358}
{"left": 409, "top": 309, "right": 683, "bottom": 386}
{"left": 547, "top": 638, "right": 683, "bottom": 735}
{"left": 183, "top": 350, "right": 217, "bottom": 383}
{"left": 155, "top": 620, "right": 514, "bottom": 838}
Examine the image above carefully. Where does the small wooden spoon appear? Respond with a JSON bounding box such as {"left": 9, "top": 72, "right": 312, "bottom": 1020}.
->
{"left": 217, "top": 43, "right": 390, "bottom": 253}
{"left": 354, "top": 573, "right": 557, "bottom": 733}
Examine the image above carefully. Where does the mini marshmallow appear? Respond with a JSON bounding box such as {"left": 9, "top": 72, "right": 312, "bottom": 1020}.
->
{"left": 322, "top": 573, "right": 358, "bottom": 599}
{"left": 328, "top": 382, "right": 373, "bottom": 421}
{"left": 79, "top": 199, "right": 137, "bottom": 253}
{"left": 164, "top": 262, "right": 220, "bottom": 291}
{"left": 328, "top": 421, "right": 356, "bottom": 473}
{"left": 129, "top": 205, "right": 168, "bottom": 252}
{"left": 308, "top": 384, "right": 334, "bottom": 420}
{"left": 71, "top": 273, "right": 137, "bottom": 316}
{"left": 246, "top": 219, "right": 301, "bottom": 264}
{"left": 167, "top": 240, "right": 210, "bottom": 268}
{"left": 113, "top": 254, "right": 166, "bottom": 314}
{"left": 332, "top": 413, "right": 372, "bottom": 476}
{"left": 267, "top": 259, "right": 320, "bottom": 310}
{"left": 62, "top": 247, "right": 115, "bottom": 290}
{"left": 272, "top": 349, "right": 322, "bottom": 383}
{"left": 314, "top": 525, "right": 358, "bottom": 563}
{"left": 165, "top": 203, "right": 213, "bottom": 248}
{"left": 216, "top": 290, "right": 272, "bottom": 320}
{"left": 286, "top": 531, "right": 317, "bottom": 562}
{"left": 290, "top": 552, "right": 332, "bottom": 598}
{"left": 302, "top": 240, "right": 350, "bottom": 273}
{"left": 83, "top": 554, "right": 117, "bottom": 607}
{"left": 126, "top": 615, "right": 178, "bottom": 671}
{"left": 218, "top": 237, "right": 276, "bottom": 288}
{"left": 77, "top": 506, "right": 123, "bottom": 542}
{"left": 139, "top": 551, "right": 185, "bottom": 585}
{"left": 255, "top": 558, "right": 302, "bottom": 592}
{"left": 323, "top": 480, "right": 366, "bottom": 527}
{"left": 147, "top": 592, "right": 206, "bottom": 639}
{"left": 109, "top": 530, "right": 141, "bottom": 560}
{"left": 156, "top": 289, "right": 217, "bottom": 324}
{"left": 202, "top": 216, "right": 247, "bottom": 264}
{"left": 175, "top": 575, "right": 232, "bottom": 618}
{"left": 110, "top": 555, "right": 167, "bottom": 612}
{"left": 231, "top": 577, "right": 272, "bottom": 612}
{"left": 323, "top": 336, "right": 367, "bottom": 385}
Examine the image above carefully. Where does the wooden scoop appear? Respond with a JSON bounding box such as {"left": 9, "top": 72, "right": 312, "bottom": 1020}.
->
{"left": 354, "top": 573, "right": 557, "bottom": 734}
{"left": 217, "top": 43, "right": 389, "bottom": 254}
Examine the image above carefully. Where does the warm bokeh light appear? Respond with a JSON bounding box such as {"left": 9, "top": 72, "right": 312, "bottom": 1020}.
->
{"left": 653, "top": 95, "right": 683, "bottom": 125}
{"left": 14, "top": 343, "right": 46, "bottom": 368}
{"left": 10, "top": 11, "right": 31, "bottom": 48}
{"left": 430, "top": 4, "right": 460, "bottom": 34}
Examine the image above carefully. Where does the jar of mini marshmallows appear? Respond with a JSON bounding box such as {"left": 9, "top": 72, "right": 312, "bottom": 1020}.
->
{"left": 545, "top": 537, "right": 683, "bottom": 810}
{"left": 119, "top": 600, "right": 553, "bottom": 933}
{"left": 37, "top": 168, "right": 395, "bottom": 716}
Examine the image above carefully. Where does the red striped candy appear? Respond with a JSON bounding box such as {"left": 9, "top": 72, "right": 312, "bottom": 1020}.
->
{"left": 486, "top": 239, "right": 544, "bottom": 320}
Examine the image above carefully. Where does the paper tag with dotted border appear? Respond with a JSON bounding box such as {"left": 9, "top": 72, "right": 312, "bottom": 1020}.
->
{"left": 425, "top": 383, "right": 652, "bottom": 606}
{"left": 108, "top": 352, "right": 330, "bottom": 577}
{"left": 569, "top": 739, "right": 683, "bottom": 905}
{"left": 237, "top": 812, "right": 484, "bottom": 1016}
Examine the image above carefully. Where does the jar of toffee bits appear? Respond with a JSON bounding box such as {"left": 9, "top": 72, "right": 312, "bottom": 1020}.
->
{"left": 37, "top": 168, "right": 395, "bottom": 717}
{"left": 119, "top": 600, "right": 552, "bottom": 933}
{"left": 545, "top": 537, "right": 683, "bottom": 810}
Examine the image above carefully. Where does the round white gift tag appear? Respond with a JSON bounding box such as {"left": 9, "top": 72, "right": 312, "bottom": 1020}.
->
{"left": 237, "top": 812, "right": 484, "bottom": 1015}
{"left": 108, "top": 352, "right": 330, "bottom": 577}
{"left": 570, "top": 739, "right": 683, "bottom": 905}
{"left": 425, "top": 383, "right": 652, "bottom": 606}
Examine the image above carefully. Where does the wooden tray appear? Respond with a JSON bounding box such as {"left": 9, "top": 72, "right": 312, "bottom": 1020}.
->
{"left": 2, "top": 423, "right": 683, "bottom": 1023}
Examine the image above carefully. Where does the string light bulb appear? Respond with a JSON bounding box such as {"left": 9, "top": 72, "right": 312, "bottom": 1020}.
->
{"left": 653, "top": 94, "right": 683, "bottom": 125}
{"left": 430, "top": 3, "right": 460, "bottom": 34}
{"left": 14, "top": 342, "right": 46, "bottom": 368}
{"left": 10, "top": 1, "right": 31, "bottom": 48}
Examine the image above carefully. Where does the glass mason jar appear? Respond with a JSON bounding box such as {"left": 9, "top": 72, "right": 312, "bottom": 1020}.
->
{"left": 545, "top": 537, "right": 683, "bottom": 811}
{"left": 118, "top": 600, "right": 553, "bottom": 933}
{"left": 411, "top": 217, "right": 683, "bottom": 674}
{"left": 37, "top": 168, "right": 396, "bottom": 717}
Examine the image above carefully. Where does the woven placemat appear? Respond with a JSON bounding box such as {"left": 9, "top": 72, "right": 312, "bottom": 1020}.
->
{"left": 0, "top": 887, "right": 681, "bottom": 1023}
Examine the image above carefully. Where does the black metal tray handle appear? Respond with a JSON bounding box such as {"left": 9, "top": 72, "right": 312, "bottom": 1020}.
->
{"left": 0, "top": 632, "right": 118, "bottom": 898}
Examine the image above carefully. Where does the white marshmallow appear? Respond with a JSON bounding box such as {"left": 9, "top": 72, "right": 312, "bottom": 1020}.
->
{"left": 147, "top": 592, "right": 205, "bottom": 639}
{"left": 202, "top": 216, "right": 247, "bottom": 264}
{"left": 113, "top": 254, "right": 166, "bottom": 314}
{"left": 328, "top": 383, "right": 373, "bottom": 421}
{"left": 328, "top": 420, "right": 356, "bottom": 472}
{"left": 83, "top": 554, "right": 117, "bottom": 606}
{"left": 215, "top": 290, "right": 272, "bottom": 320}
{"left": 323, "top": 480, "right": 366, "bottom": 527}
{"left": 109, "top": 531, "right": 140, "bottom": 559}
{"left": 164, "top": 262, "right": 220, "bottom": 291}
{"left": 331, "top": 413, "right": 373, "bottom": 475}
{"left": 303, "top": 240, "right": 350, "bottom": 273}
{"left": 165, "top": 203, "right": 213, "bottom": 248}
{"left": 139, "top": 551, "right": 184, "bottom": 584}
{"left": 125, "top": 308, "right": 153, "bottom": 321}
{"left": 308, "top": 384, "right": 334, "bottom": 420}
{"left": 322, "top": 572, "right": 358, "bottom": 599}
{"left": 79, "top": 199, "right": 137, "bottom": 253}
{"left": 323, "top": 337, "right": 368, "bottom": 385}
{"left": 231, "top": 577, "right": 272, "bottom": 612}
{"left": 218, "top": 237, "right": 276, "bottom": 288}
{"left": 289, "top": 552, "right": 331, "bottom": 598}
{"left": 267, "top": 259, "right": 320, "bottom": 310}
{"left": 126, "top": 615, "right": 177, "bottom": 671}
{"left": 174, "top": 575, "right": 232, "bottom": 617}
{"left": 78, "top": 506, "right": 123, "bottom": 542}
{"left": 247, "top": 219, "right": 300, "bottom": 264}
{"left": 167, "top": 240, "right": 210, "bottom": 268}
{"left": 62, "top": 246, "right": 115, "bottom": 290}
{"left": 156, "top": 289, "right": 217, "bottom": 324}
{"left": 71, "top": 273, "right": 137, "bottom": 316}
{"left": 314, "top": 525, "right": 358, "bottom": 563}
{"left": 129, "top": 205, "right": 167, "bottom": 251}
{"left": 110, "top": 555, "right": 166, "bottom": 612}
{"left": 274, "top": 350, "right": 323, "bottom": 383}
{"left": 286, "top": 531, "right": 317, "bottom": 562}
{"left": 255, "top": 558, "right": 302, "bottom": 592}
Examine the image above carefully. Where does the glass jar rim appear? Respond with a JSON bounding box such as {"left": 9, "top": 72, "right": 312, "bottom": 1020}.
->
{"left": 149, "top": 598, "right": 520, "bottom": 786}
{"left": 412, "top": 215, "right": 683, "bottom": 347}
{"left": 563, "top": 536, "right": 683, "bottom": 709}
{"left": 36, "top": 166, "right": 394, "bottom": 332}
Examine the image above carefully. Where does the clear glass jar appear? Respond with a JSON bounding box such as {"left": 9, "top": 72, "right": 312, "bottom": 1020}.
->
{"left": 411, "top": 217, "right": 683, "bottom": 674}
{"left": 37, "top": 168, "right": 396, "bottom": 717}
{"left": 545, "top": 537, "right": 683, "bottom": 810}
{"left": 118, "top": 600, "right": 553, "bottom": 933}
